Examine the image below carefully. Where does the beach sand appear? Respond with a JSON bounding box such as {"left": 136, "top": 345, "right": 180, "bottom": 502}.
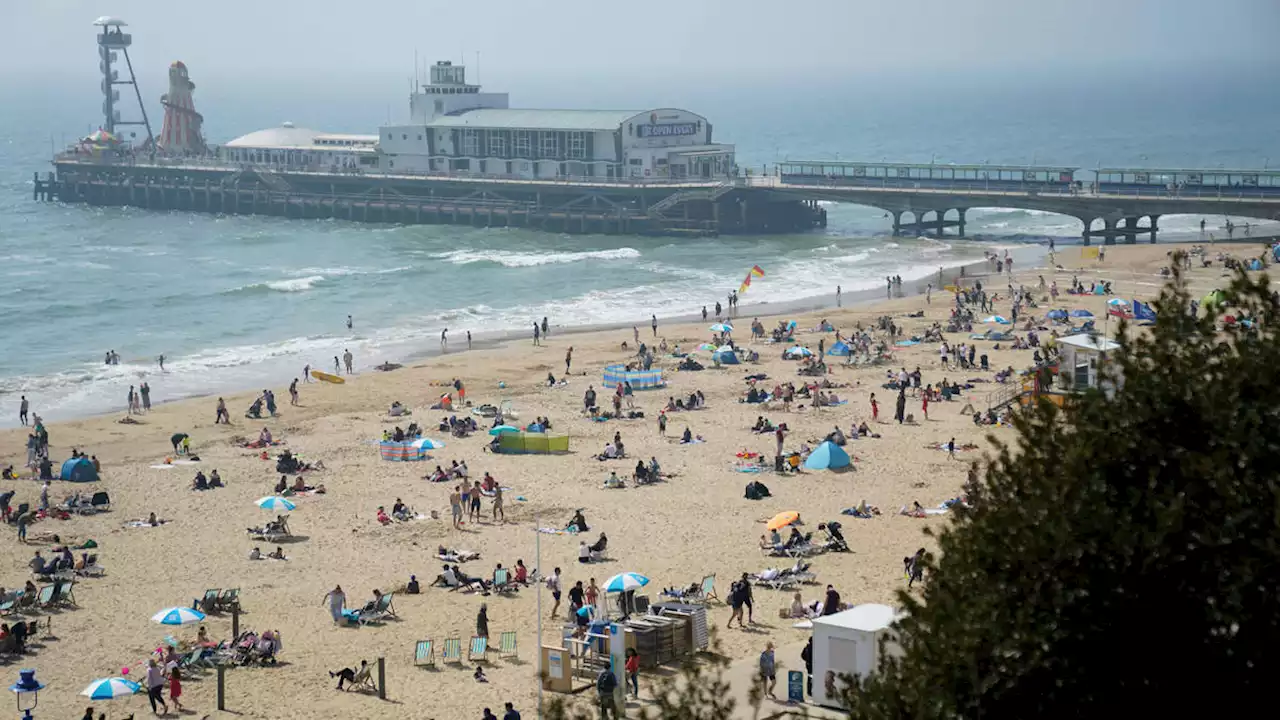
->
{"left": 0, "top": 241, "right": 1261, "bottom": 719}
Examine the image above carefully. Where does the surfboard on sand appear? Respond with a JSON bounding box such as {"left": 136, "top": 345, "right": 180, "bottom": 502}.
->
{"left": 311, "top": 370, "right": 345, "bottom": 384}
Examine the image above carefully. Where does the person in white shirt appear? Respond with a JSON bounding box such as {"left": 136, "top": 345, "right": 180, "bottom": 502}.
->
{"left": 145, "top": 658, "right": 168, "bottom": 715}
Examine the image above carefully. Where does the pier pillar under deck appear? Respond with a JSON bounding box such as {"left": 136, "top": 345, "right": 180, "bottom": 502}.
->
{"left": 1121, "top": 216, "right": 1138, "bottom": 244}
{"left": 890, "top": 211, "right": 902, "bottom": 236}
{"left": 956, "top": 208, "right": 967, "bottom": 237}
{"left": 1148, "top": 214, "right": 1160, "bottom": 243}
{"left": 1080, "top": 217, "right": 1093, "bottom": 246}
{"left": 932, "top": 210, "right": 946, "bottom": 238}
{"left": 1103, "top": 217, "right": 1118, "bottom": 245}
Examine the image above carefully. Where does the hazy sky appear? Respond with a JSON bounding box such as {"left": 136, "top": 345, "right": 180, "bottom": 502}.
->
{"left": 12, "top": 0, "right": 1280, "bottom": 89}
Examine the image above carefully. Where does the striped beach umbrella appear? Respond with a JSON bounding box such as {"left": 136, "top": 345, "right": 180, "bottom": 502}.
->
{"left": 603, "top": 572, "right": 650, "bottom": 593}
{"left": 81, "top": 677, "right": 141, "bottom": 700}
{"left": 256, "top": 496, "right": 296, "bottom": 512}
{"left": 151, "top": 607, "right": 206, "bottom": 625}
{"left": 709, "top": 323, "right": 734, "bottom": 333}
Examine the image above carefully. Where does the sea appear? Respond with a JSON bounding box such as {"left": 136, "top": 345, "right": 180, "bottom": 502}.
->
{"left": 3, "top": 70, "right": 1279, "bottom": 425}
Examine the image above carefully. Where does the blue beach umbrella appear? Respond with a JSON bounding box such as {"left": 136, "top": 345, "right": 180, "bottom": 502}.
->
{"left": 783, "top": 346, "right": 814, "bottom": 358}
{"left": 603, "top": 572, "right": 650, "bottom": 593}
{"left": 411, "top": 437, "right": 445, "bottom": 450}
{"left": 1046, "top": 309, "right": 1068, "bottom": 321}
{"left": 151, "top": 607, "right": 206, "bottom": 625}
{"left": 81, "top": 677, "right": 141, "bottom": 700}
{"left": 256, "top": 496, "right": 296, "bottom": 512}
{"left": 1070, "top": 309, "right": 1094, "bottom": 318}
{"left": 709, "top": 323, "right": 734, "bottom": 333}
{"left": 488, "top": 425, "right": 519, "bottom": 436}
{"left": 982, "top": 315, "right": 1011, "bottom": 325}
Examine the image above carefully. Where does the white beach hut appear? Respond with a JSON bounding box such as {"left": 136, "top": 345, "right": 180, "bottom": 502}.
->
{"left": 810, "top": 604, "right": 903, "bottom": 708}
{"left": 1057, "top": 333, "right": 1123, "bottom": 395}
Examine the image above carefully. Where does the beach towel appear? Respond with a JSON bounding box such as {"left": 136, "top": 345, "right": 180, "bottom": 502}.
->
{"left": 894, "top": 339, "right": 920, "bottom": 347}
{"left": 734, "top": 465, "right": 764, "bottom": 473}
{"left": 124, "top": 520, "right": 168, "bottom": 528}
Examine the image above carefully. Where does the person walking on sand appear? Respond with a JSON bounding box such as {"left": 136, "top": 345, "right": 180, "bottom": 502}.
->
{"left": 870, "top": 392, "right": 879, "bottom": 422}
{"left": 759, "top": 641, "right": 778, "bottom": 699}
{"left": 492, "top": 485, "right": 505, "bottom": 523}
{"left": 289, "top": 379, "right": 299, "bottom": 406}
{"left": 449, "top": 486, "right": 463, "bottom": 529}
{"left": 922, "top": 392, "right": 929, "bottom": 421}
{"left": 467, "top": 330, "right": 472, "bottom": 349}
{"left": 323, "top": 585, "right": 346, "bottom": 624}
{"left": 702, "top": 306, "right": 708, "bottom": 321}
{"left": 333, "top": 356, "right": 341, "bottom": 374}
{"left": 441, "top": 328, "right": 449, "bottom": 349}
{"left": 658, "top": 411, "right": 667, "bottom": 436}
{"left": 533, "top": 322, "right": 541, "bottom": 346}
{"left": 947, "top": 437, "right": 956, "bottom": 459}
{"left": 215, "top": 398, "right": 229, "bottom": 424}
{"left": 158, "top": 354, "right": 165, "bottom": 371}
{"left": 18, "top": 395, "right": 28, "bottom": 426}
{"left": 141, "top": 382, "right": 151, "bottom": 411}
{"left": 651, "top": 314, "right": 658, "bottom": 337}
{"left": 541, "top": 317, "right": 550, "bottom": 338}
{"left": 895, "top": 389, "right": 906, "bottom": 424}
{"left": 565, "top": 346, "right": 573, "bottom": 374}
{"left": 343, "top": 349, "right": 354, "bottom": 374}
{"left": 836, "top": 285, "right": 842, "bottom": 307}
{"left": 168, "top": 665, "right": 184, "bottom": 711}
{"left": 303, "top": 364, "right": 311, "bottom": 382}
{"left": 547, "top": 567, "right": 563, "bottom": 618}
{"left": 146, "top": 658, "right": 168, "bottom": 715}
{"left": 625, "top": 647, "right": 641, "bottom": 698}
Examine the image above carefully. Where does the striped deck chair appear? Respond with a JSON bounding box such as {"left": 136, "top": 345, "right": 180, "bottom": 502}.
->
{"left": 199, "top": 589, "right": 221, "bottom": 613}
{"left": 55, "top": 581, "right": 76, "bottom": 608}
{"left": 498, "top": 631, "right": 517, "bottom": 659}
{"left": 469, "top": 636, "right": 489, "bottom": 662}
{"left": 442, "top": 637, "right": 463, "bottom": 664}
{"left": 699, "top": 574, "right": 718, "bottom": 603}
{"left": 218, "top": 588, "right": 241, "bottom": 613}
{"left": 414, "top": 639, "right": 435, "bottom": 667}
{"left": 35, "top": 585, "right": 56, "bottom": 610}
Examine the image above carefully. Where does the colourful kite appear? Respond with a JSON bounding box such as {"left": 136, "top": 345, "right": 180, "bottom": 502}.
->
{"left": 739, "top": 265, "right": 765, "bottom": 295}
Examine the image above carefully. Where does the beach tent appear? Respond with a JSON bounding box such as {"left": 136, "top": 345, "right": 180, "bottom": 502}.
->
{"left": 1133, "top": 300, "right": 1157, "bottom": 322}
{"left": 803, "top": 441, "right": 851, "bottom": 471}
{"left": 379, "top": 440, "right": 430, "bottom": 462}
{"left": 826, "top": 341, "right": 852, "bottom": 357}
{"left": 1046, "top": 309, "right": 1068, "bottom": 321}
{"left": 713, "top": 349, "right": 740, "bottom": 365}
{"left": 60, "top": 457, "right": 98, "bottom": 482}
{"left": 497, "top": 431, "right": 570, "bottom": 454}
{"left": 1202, "top": 289, "right": 1226, "bottom": 309}
{"left": 1250, "top": 258, "right": 1264, "bottom": 271}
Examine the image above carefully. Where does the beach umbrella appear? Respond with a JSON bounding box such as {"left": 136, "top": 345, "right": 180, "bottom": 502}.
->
{"left": 784, "top": 346, "right": 813, "bottom": 358}
{"left": 488, "top": 425, "right": 519, "bottom": 436}
{"left": 256, "top": 496, "right": 296, "bottom": 512}
{"left": 81, "top": 677, "right": 141, "bottom": 700}
{"left": 1046, "top": 309, "right": 1068, "bottom": 321}
{"left": 766, "top": 511, "right": 801, "bottom": 531}
{"left": 411, "top": 437, "right": 445, "bottom": 450}
{"left": 1069, "top": 309, "right": 1094, "bottom": 319}
{"left": 697, "top": 343, "right": 717, "bottom": 352}
{"left": 982, "top": 315, "right": 1011, "bottom": 324}
{"left": 151, "top": 607, "right": 206, "bottom": 626}
{"left": 709, "top": 323, "right": 734, "bottom": 333}
{"left": 1107, "top": 298, "right": 1130, "bottom": 307}
{"left": 603, "top": 572, "right": 650, "bottom": 593}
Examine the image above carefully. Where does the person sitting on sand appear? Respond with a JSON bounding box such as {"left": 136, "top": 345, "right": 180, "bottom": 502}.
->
{"left": 605, "top": 471, "right": 625, "bottom": 489}
{"left": 589, "top": 533, "right": 608, "bottom": 558}
{"left": 147, "top": 512, "right": 162, "bottom": 526}
{"left": 248, "top": 547, "right": 262, "bottom": 560}
{"left": 292, "top": 476, "right": 309, "bottom": 493}
{"left": 681, "top": 427, "right": 694, "bottom": 444}
{"left": 209, "top": 469, "right": 224, "bottom": 487}
{"left": 514, "top": 559, "right": 529, "bottom": 584}
{"left": 376, "top": 506, "right": 392, "bottom": 525}
{"left": 268, "top": 546, "right": 287, "bottom": 561}
{"left": 789, "top": 591, "right": 808, "bottom": 618}
{"left": 567, "top": 510, "right": 589, "bottom": 533}
{"left": 389, "top": 401, "right": 408, "bottom": 417}
{"left": 633, "top": 460, "right": 649, "bottom": 484}
{"left": 275, "top": 475, "right": 288, "bottom": 494}
{"left": 480, "top": 472, "right": 497, "bottom": 493}
{"left": 392, "top": 499, "right": 412, "bottom": 521}
{"left": 192, "top": 471, "right": 208, "bottom": 491}
{"left": 474, "top": 665, "right": 489, "bottom": 683}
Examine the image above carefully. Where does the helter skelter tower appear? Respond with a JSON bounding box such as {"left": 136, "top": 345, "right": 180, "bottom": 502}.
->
{"left": 93, "top": 16, "right": 154, "bottom": 145}
{"left": 157, "top": 61, "right": 206, "bottom": 154}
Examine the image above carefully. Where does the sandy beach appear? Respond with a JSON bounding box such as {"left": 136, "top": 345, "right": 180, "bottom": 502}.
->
{"left": 0, "top": 240, "right": 1261, "bottom": 719}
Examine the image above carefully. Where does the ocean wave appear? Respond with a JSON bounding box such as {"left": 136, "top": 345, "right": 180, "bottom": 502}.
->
{"left": 225, "top": 275, "right": 326, "bottom": 294}
{"left": 432, "top": 247, "right": 641, "bottom": 268}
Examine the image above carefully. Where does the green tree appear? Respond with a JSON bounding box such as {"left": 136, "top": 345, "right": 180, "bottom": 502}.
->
{"left": 845, "top": 265, "right": 1280, "bottom": 717}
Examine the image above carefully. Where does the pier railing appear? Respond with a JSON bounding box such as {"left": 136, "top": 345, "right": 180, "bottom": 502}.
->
{"left": 748, "top": 174, "right": 1280, "bottom": 202}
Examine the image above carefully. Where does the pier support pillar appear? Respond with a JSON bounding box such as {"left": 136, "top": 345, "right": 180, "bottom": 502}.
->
{"left": 932, "top": 210, "right": 946, "bottom": 238}
{"left": 890, "top": 211, "right": 902, "bottom": 236}
{"left": 1104, "top": 217, "right": 1118, "bottom": 245}
{"left": 957, "top": 208, "right": 967, "bottom": 238}
{"left": 1148, "top": 214, "right": 1160, "bottom": 243}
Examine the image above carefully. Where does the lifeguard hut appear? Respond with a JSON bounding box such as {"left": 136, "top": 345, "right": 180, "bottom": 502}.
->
{"left": 1057, "top": 334, "right": 1123, "bottom": 397}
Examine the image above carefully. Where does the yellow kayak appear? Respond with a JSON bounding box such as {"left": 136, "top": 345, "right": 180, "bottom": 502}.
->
{"left": 311, "top": 370, "right": 345, "bottom": 384}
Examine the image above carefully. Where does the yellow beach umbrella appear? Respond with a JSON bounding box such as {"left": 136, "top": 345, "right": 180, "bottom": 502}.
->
{"left": 766, "top": 511, "right": 801, "bottom": 531}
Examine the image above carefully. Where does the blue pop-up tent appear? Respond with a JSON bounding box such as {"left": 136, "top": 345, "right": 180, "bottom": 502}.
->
{"left": 826, "top": 341, "right": 852, "bottom": 357}
{"left": 60, "top": 457, "right": 99, "bottom": 482}
{"left": 713, "top": 350, "right": 740, "bottom": 365}
{"left": 803, "top": 441, "right": 851, "bottom": 471}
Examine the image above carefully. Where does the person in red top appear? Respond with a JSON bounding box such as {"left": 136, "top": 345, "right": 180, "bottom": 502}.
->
{"left": 514, "top": 559, "right": 528, "bottom": 585}
{"left": 624, "top": 648, "right": 640, "bottom": 698}
{"left": 870, "top": 393, "right": 878, "bottom": 421}
{"left": 922, "top": 393, "right": 929, "bottom": 421}
{"left": 168, "top": 666, "right": 184, "bottom": 711}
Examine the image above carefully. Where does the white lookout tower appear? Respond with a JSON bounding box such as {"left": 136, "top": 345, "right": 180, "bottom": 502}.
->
{"left": 408, "top": 60, "right": 509, "bottom": 124}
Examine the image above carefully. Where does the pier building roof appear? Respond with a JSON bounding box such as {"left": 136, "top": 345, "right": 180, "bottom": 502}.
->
{"left": 426, "top": 108, "right": 641, "bottom": 132}
{"left": 224, "top": 125, "right": 378, "bottom": 151}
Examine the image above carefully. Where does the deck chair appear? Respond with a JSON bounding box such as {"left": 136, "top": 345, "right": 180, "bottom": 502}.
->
{"left": 492, "top": 568, "right": 517, "bottom": 594}
{"left": 35, "top": 584, "right": 56, "bottom": 610}
{"left": 199, "top": 589, "right": 221, "bottom": 613}
{"left": 469, "top": 636, "right": 489, "bottom": 662}
{"left": 76, "top": 554, "right": 105, "bottom": 577}
{"left": 498, "top": 631, "right": 517, "bottom": 659}
{"left": 217, "top": 588, "right": 240, "bottom": 613}
{"left": 0, "top": 595, "right": 17, "bottom": 616}
{"left": 414, "top": 639, "right": 435, "bottom": 667}
{"left": 349, "top": 662, "right": 376, "bottom": 693}
{"left": 699, "top": 574, "right": 718, "bottom": 603}
{"left": 55, "top": 581, "right": 76, "bottom": 608}
{"left": 441, "top": 637, "right": 463, "bottom": 664}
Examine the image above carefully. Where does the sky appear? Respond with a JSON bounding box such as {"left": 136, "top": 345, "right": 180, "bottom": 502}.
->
{"left": 10, "top": 0, "right": 1280, "bottom": 91}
